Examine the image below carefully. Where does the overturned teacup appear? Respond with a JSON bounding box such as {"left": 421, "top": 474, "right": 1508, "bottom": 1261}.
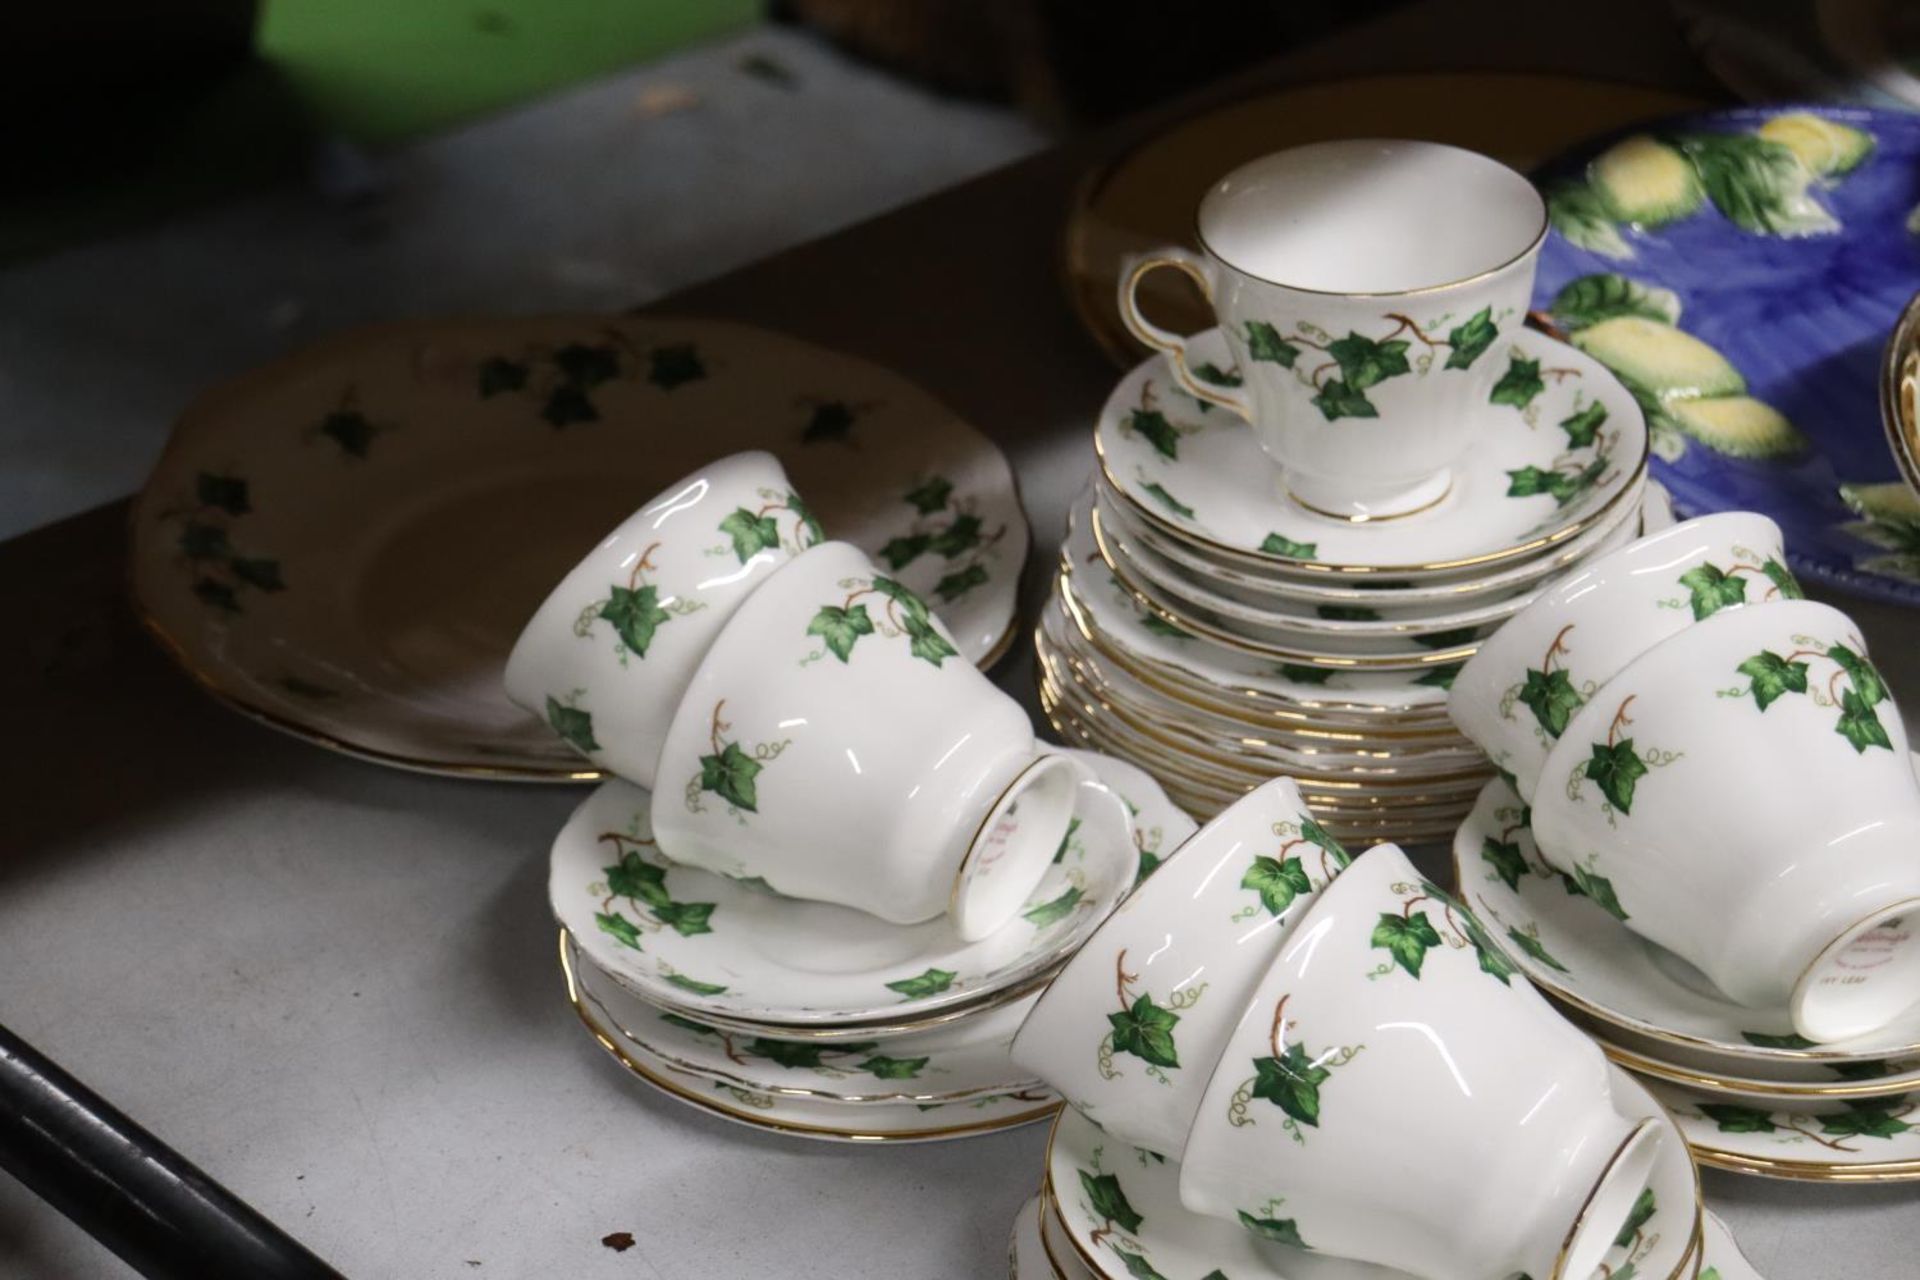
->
{"left": 650, "top": 540, "right": 1084, "bottom": 941}
{"left": 504, "top": 450, "right": 819, "bottom": 786}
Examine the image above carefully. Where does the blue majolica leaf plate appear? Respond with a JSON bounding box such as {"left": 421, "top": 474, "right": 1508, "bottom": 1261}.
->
{"left": 1533, "top": 104, "right": 1920, "bottom": 605}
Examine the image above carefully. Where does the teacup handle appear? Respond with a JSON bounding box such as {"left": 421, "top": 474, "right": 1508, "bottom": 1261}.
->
{"left": 1118, "top": 247, "right": 1255, "bottom": 421}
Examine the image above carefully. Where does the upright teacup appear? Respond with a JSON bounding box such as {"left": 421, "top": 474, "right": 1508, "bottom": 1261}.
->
{"left": 504, "top": 450, "right": 819, "bottom": 786}
{"left": 1531, "top": 598, "right": 1920, "bottom": 1042}
{"left": 650, "top": 540, "right": 1085, "bottom": 941}
{"left": 1119, "top": 140, "right": 1546, "bottom": 519}
{"left": 1181, "top": 845, "right": 1664, "bottom": 1280}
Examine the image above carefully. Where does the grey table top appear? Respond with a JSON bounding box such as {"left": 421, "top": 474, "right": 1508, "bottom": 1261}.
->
{"left": 6, "top": 1, "right": 1919, "bottom": 1276}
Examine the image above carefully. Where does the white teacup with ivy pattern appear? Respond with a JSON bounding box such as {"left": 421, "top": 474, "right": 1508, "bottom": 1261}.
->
{"left": 1119, "top": 140, "right": 1547, "bottom": 519}
{"left": 1180, "top": 844, "right": 1664, "bottom": 1280}
{"left": 1532, "top": 598, "right": 1920, "bottom": 1043}
{"left": 1009, "top": 776, "right": 1352, "bottom": 1157}
{"left": 652, "top": 540, "right": 1086, "bottom": 941}
{"left": 504, "top": 450, "right": 818, "bottom": 786}
{"left": 1449, "top": 511, "right": 1796, "bottom": 802}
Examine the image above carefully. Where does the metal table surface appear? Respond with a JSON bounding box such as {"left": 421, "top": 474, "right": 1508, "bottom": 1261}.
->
{"left": 5, "top": 1, "right": 1917, "bottom": 1275}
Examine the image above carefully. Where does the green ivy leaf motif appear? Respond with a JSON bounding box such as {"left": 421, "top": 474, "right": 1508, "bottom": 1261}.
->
{"left": 1414, "top": 664, "right": 1462, "bottom": 689}
{"left": 1136, "top": 849, "right": 1163, "bottom": 885}
{"left": 786, "top": 492, "right": 825, "bottom": 546}
{"left": 1278, "top": 663, "right": 1332, "bottom": 684}
{"left": 1736, "top": 650, "right": 1809, "bottom": 711}
{"left": 1108, "top": 993, "right": 1182, "bottom": 1069}
{"left": 320, "top": 410, "right": 377, "bottom": 457}
{"left": 1517, "top": 668, "right": 1584, "bottom": 738}
{"left": 229, "top": 558, "right": 285, "bottom": 591}
{"left": 905, "top": 617, "right": 959, "bottom": 667}
{"left": 193, "top": 580, "right": 241, "bottom": 612}
{"left": 546, "top": 698, "right": 600, "bottom": 754}
{"left": 179, "top": 522, "right": 230, "bottom": 560}
{"left": 1550, "top": 274, "right": 1682, "bottom": 330}
{"left": 871, "top": 574, "right": 932, "bottom": 623}
{"left": 1128, "top": 409, "right": 1182, "bottom": 460}
{"left": 1022, "top": 885, "right": 1084, "bottom": 928}
{"left": 935, "top": 564, "right": 989, "bottom": 602}
{"left": 477, "top": 356, "right": 530, "bottom": 397}
{"left": 1192, "top": 361, "right": 1243, "bottom": 387}
{"left": 651, "top": 900, "right": 716, "bottom": 937}
{"left": 664, "top": 973, "right": 728, "bottom": 995}
{"left": 554, "top": 343, "right": 621, "bottom": 388}
{"left": 1300, "top": 818, "right": 1349, "bottom": 869}
{"left": 746, "top": 1039, "right": 834, "bottom": 1070}
{"left": 1311, "top": 377, "right": 1379, "bottom": 421}
{"left": 1078, "top": 1169, "right": 1144, "bottom": 1233}
{"left": 605, "top": 852, "right": 671, "bottom": 908}
{"left": 595, "top": 911, "right": 643, "bottom": 950}
{"left": 1241, "top": 856, "right": 1313, "bottom": 917}
{"left": 857, "top": 1055, "right": 929, "bottom": 1080}
{"left": 1741, "top": 1030, "right": 1817, "bottom": 1049}
{"left": 719, "top": 508, "right": 781, "bottom": 563}
{"left": 196, "top": 473, "right": 251, "bottom": 515}
{"left": 699, "top": 741, "right": 762, "bottom": 812}
{"left": 1463, "top": 913, "right": 1516, "bottom": 985}
{"left": 1414, "top": 626, "right": 1478, "bottom": 650}
{"left": 1558, "top": 864, "right": 1629, "bottom": 921}
{"left": 647, "top": 343, "right": 705, "bottom": 389}
{"left": 1371, "top": 912, "right": 1443, "bottom": 978}
{"left": 1259, "top": 532, "right": 1317, "bottom": 558}
{"left": 1111, "top": 1249, "right": 1168, "bottom": 1280}
{"left": 600, "top": 584, "right": 672, "bottom": 657}
{"left": 659, "top": 1013, "right": 716, "bottom": 1035}
{"left": 1828, "top": 643, "right": 1886, "bottom": 708}
{"left": 1679, "top": 564, "right": 1748, "bottom": 620}
{"left": 928, "top": 513, "right": 983, "bottom": 558}
{"left": 1698, "top": 1103, "right": 1777, "bottom": 1134}
{"left": 1584, "top": 739, "right": 1648, "bottom": 813}
{"left": 1328, "top": 332, "right": 1411, "bottom": 391}
{"left": 802, "top": 401, "right": 856, "bottom": 444}
{"left": 1489, "top": 354, "right": 1546, "bottom": 409}
{"left": 542, "top": 384, "right": 597, "bottom": 427}
{"left": 806, "top": 603, "right": 875, "bottom": 663}
{"left": 886, "top": 967, "right": 956, "bottom": 999}
{"left": 1507, "top": 927, "right": 1570, "bottom": 973}
{"left": 1244, "top": 321, "right": 1299, "bottom": 367}
{"left": 904, "top": 476, "right": 952, "bottom": 514}
{"left": 1052, "top": 816, "right": 1082, "bottom": 864}
{"left": 1821, "top": 1104, "right": 1913, "bottom": 1139}
{"left": 1251, "top": 1042, "right": 1330, "bottom": 1126}
{"left": 1481, "top": 836, "right": 1529, "bottom": 891}
{"left": 1762, "top": 558, "right": 1803, "bottom": 599}
{"left": 1834, "top": 1061, "right": 1894, "bottom": 1081}
{"left": 1141, "top": 481, "right": 1195, "bottom": 520}
{"left": 1316, "top": 604, "right": 1381, "bottom": 622}
{"left": 1444, "top": 307, "right": 1498, "bottom": 370}
{"left": 1615, "top": 1189, "right": 1656, "bottom": 1247}
{"left": 879, "top": 534, "right": 930, "bottom": 570}
{"left": 1837, "top": 689, "right": 1893, "bottom": 753}
{"left": 1558, "top": 400, "right": 1609, "bottom": 448}
{"left": 1236, "top": 1211, "right": 1308, "bottom": 1249}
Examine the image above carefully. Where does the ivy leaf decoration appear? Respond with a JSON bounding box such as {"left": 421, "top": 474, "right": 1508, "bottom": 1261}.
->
{"left": 1507, "top": 927, "right": 1570, "bottom": 973}
{"left": 605, "top": 852, "right": 671, "bottom": 908}
{"left": 1517, "top": 668, "right": 1584, "bottom": 739}
{"left": 1140, "top": 482, "right": 1195, "bottom": 520}
{"left": 746, "top": 1039, "right": 828, "bottom": 1070}
{"left": 1078, "top": 1170, "right": 1144, "bottom": 1233}
{"left": 320, "top": 410, "right": 377, "bottom": 457}
{"left": 477, "top": 356, "right": 530, "bottom": 397}
{"left": 699, "top": 741, "right": 763, "bottom": 812}
{"left": 595, "top": 911, "right": 642, "bottom": 950}
{"left": 1235, "top": 1212, "right": 1308, "bottom": 1249}
{"left": 1698, "top": 1103, "right": 1777, "bottom": 1134}
{"left": 1584, "top": 740, "right": 1648, "bottom": 813}
{"left": 196, "top": 473, "right": 251, "bottom": 515}
{"left": 1111, "top": 1250, "right": 1168, "bottom": 1280}
{"left": 1192, "top": 361, "right": 1243, "bottom": 387}
{"left": 664, "top": 973, "right": 728, "bottom": 995}
{"left": 873, "top": 575, "right": 931, "bottom": 624}
{"left": 1141, "top": 613, "right": 1192, "bottom": 639}
{"left": 904, "top": 476, "right": 952, "bottom": 514}
{"left": 886, "top": 967, "right": 957, "bottom": 999}
{"left": 659, "top": 1013, "right": 716, "bottom": 1036}
{"left": 879, "top": 534, "right": 930, "bottom": 570}
{"left": 647, "top": 343, "right": 705, "bottom": 389}
{"left": 1415, "top": 664, "right": 1463, "bottom": 689}
{"left": 1371, "top": 911, "right": 1443, "bottom": 977}
{"left": 1481, "top": 836, "right": 1529, "bottom": 891}
{"left": 600, "top": 584, "right": 672, "bottom": 657}
{"left": 1444, "top": 307, "right": 1497, "bottom": 369}
{"left": 1135, "top": 849, "right": 1163, "bottom": 885}
{"left": 542, "top": 384, "right": 597, "bottom": 427}
{"left": 1820, "top": 1105, "right": 1912, "bottom": 1140}
{"left": 935, "top": 564, "right": 989, "bottom": 602}
{"left": 857, "top": 1055, "right": 929, "bottom": 1080}
{"left": 1828, "top": 643, "right": 1886, "bottom": 708}
{"left": 1507, "top": 465, "right": 1597, "bottom": 506}
{"left": 1021, "top": 885, "right": 1084, "bottom": 928}
{"left": 786, "top": 491, "right": 825, "bottom": 545}
{"left": 554, "top": 343, "right": 621, "bottom": 388}
{"left": 905, "top": 617, "right": 959, "bottom": 667}
{"left": 1241, "top": 856, "right": 1313, "bottom": 917}
{"left": 1489, "top": 354, "right": 1546, "bottom": 409}
{"left": 719, "top": 508, "right": 781, "bottom": 563}
{"left": 1414, "top": 626, "right": 1478, "bottom": 650}
{"left": 802, "top": 401, "right": 855, "bottom": 444}
{"left": 1837, "top": 690, "right": 1893, "bottom": 753}
{"left": 1761, "top": 558, "right": 1803, "bottom": 599}
{"left": 651, "top": 900, "right": 716, "bottom": 937}
{"left": 1244, "top": 320, "right": 1299, "bottom": 367}
{"left": 1558, "top": 400, "right": 1608, "bottom": 448}
{"left": 1736, "top": 651, "right": 1809, "bottom": 711}
{"left": 1300, "top": 818, "right": 1349, "bottom": 869}
{"left": 1311, "top": 377, "right": 1379, "bottom": 421}
{"left": 1328, "top": 332, "right": 1411, "bottom": 390}
{"left": 806, "top": 603, "right": 875, "bottom": 663}
{"left": 1564, "top": 864, "right": 1630, "bottom": 922}
{"left": 179, "top": 522, "right": 230, "bottom": 560}
{"left": 1259, "top": 532, "right": 1317, "bottom": 558}
{"left": 1317, "top": 604, "right": 1381, "bottom": 622}
{"left": 546, "top": 698, "right": 600, "bottom": 754}
{"left": 1741, "top": 1030, "right": 1817, "bottom": 1050}
{"left": 1108, "top": 994, "right": 1181, "bottom": 1069}
{"left": 928, "top": 513, "right": 983, "bottom": 558}
{"left": 1678, "top": 564, "right": 1748, "bottom": 620}
{"left": 1278, "top": 663, "right": 1332, "bottom": 684}
{"left": 1128, "top": 409, "right": 1182, "bottom": 460}
{"left": 1250, "top": 1042, "right": 1331, "bottom": 1126}
{"left": 1052, "top": 816, "right": 1082, "bottom": 864}
{"left": 1615, "top": 1189, "right": 1657, "bottom": 1247}
{"left": 1463, "top": 913, "right": 1517, "bottom": 985}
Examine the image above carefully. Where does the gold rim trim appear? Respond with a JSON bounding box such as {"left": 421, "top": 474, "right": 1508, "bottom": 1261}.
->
{"left": 1595, "top": 1036, "right": 1920, "bottom": 1101}
{"left": 560, "top": 932, "right": 1060, "bottom": 1141}
{"left": 947, "top": 755, "right": 1064, "bottom": 926}
{"left": 1286, "top": 473, "right": 1455, "bottom": 523}
{"left": 1687, "top": 1144, "right": 1920, "bottom": 1182}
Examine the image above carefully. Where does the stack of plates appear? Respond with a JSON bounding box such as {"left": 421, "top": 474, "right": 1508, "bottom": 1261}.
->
{"left": 1456, "top": 773, "right": 1920, "bottom": 1184}
{"left": 550, "top": 750, "right": 1197, "bottom": 1142}
{"left": 1039, "top": 327, "right": 1660, "bottom": 842}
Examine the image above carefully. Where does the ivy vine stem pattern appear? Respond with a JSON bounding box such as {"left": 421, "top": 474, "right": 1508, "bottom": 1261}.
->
{"left": 1224, "top": 994, "right": 1363, "bottom": 1146}
{"left": 1099, "top": 949, "right": 1205, "bottom": 1084}
{"left": 803, "top": 575, "right": 957, "bottom": 668}
{"left": 1725, "top": 632, "right": 1892, "bottom": 753}
{"left": 1241, "top": 305, "right": 1501, "bottom": 422}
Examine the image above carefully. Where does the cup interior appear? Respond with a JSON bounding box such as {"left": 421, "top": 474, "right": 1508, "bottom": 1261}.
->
{"left": 950, "top": 754, "right": 1086, "bottom": 941}
{"left": 1198, "top": 140, "right": 1545, "bottom": 293}
{"left": 1558, "top": 1118, "right": 1665, "bottom": 1280}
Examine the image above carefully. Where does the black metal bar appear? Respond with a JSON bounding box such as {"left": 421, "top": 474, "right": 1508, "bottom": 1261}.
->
{"left": 0, "top": 1021, "right": 346, "bottom": 1280}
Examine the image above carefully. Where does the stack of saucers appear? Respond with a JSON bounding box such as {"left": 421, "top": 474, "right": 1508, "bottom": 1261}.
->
{"left": 1448, "top": 509, "right": 1920, "bottom": 1185}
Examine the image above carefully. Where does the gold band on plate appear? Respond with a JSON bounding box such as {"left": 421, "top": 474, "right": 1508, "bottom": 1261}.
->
{"left": 1597, "top": 1036, "right": 1920, "bottom": 1102}
{"left": 1686, "top": 1145, "right": 1920, "bottom": 1183}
